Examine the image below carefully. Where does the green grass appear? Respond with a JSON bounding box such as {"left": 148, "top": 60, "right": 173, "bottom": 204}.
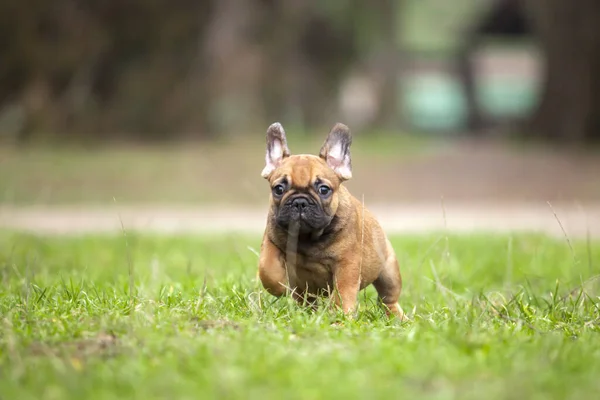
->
{"left": 1, "top": 231, "right": 599, "bottom": 400}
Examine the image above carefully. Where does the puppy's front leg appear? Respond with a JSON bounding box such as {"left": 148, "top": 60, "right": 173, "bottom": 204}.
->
{"left": 258, "top": 236, "right": 288, "bottom": 297}
{"left": 333, "top": 262, "right": 361, "bottom": 314}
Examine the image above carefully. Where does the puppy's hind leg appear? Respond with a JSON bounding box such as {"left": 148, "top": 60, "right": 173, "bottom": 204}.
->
{"left": 373, "top": 242, "right": 405, "bottom": 319}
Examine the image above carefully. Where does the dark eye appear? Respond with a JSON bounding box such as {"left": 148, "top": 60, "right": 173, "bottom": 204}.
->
{"left": 273, "top": 184, "right": 285, "bottom": 196}
{"left": 318, "top": 185, "right": 331, "bottom": 197}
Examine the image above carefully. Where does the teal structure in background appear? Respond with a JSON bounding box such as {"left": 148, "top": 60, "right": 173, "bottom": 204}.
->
{"left": 399, "top": 0, "right": 541, "bottom": 133}
{"left": 402, "top": 72, "right": 540, "bottom": 132}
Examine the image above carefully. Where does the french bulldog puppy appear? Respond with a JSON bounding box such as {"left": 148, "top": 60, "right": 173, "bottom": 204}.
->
{"left": 258, "top": 122, "right": 403, "bottom": 317}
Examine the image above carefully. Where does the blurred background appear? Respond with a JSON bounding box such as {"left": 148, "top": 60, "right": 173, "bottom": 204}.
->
{"left": 1, "top": 0, "right": 600, "bottom": 213}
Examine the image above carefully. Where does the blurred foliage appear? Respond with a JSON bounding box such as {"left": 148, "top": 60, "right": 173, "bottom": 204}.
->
{"left": 0, "top": 0, "right": 403, "bottom": 142}
{"left": 0, "top": 0, "right": 487, "bottom": 143}
{"left": 0, "top": 0, "right": 210, "bottom": 141}
{"left": 1, "top": 0, "right": 597, "bottom": 144}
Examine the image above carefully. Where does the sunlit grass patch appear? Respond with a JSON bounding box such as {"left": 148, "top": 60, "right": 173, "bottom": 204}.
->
{"left": 1, "top": 231, "right": 599, "bottom": 399}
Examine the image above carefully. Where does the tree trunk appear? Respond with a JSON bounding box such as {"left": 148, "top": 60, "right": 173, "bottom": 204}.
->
{"left": 375, "top": 0, "right": 401, "bottom": 129}
{"left": 458, "top": 0, "right": 532, "bottom": 136}
{"left": 526, "top": 0, "right": 600, "bottom": 143}
{"left": 457, "top": 38, "right": 486, "bottom": 133}
{"left": 202, "top": 0, "right": 264, "bottom": 136}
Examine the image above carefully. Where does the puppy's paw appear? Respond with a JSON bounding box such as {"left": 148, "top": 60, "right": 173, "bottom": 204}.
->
{"left": 384, "top": 303, "right": 409, "bottom": 321}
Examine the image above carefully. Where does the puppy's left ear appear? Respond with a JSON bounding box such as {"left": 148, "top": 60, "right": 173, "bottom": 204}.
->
{"left": 261, "top": 122, "right": 291, "bottom": 178}
{"left": 319, "top": 123, "right": 352, "bottom": 180}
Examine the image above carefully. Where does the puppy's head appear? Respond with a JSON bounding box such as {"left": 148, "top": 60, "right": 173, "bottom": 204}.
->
{"left": 261, "top": 122, "right": 352, "bottom": 234}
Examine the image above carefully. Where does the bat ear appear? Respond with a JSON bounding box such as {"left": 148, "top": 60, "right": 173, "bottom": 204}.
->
{"left": 319, "top": 123, "right": 352, "bottom": 180}
{"left": 261, "top": 122, "right": 290, "bottom": 178}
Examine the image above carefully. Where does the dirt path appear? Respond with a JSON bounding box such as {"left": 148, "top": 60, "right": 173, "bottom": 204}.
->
{"left": 2, "top": 203, "right": 600, "bottom": 239}
{"left": 3, "top": 138, "right": 600, "bottom": 206}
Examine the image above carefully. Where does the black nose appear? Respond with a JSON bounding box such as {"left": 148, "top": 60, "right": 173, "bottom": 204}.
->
{"left": 292, "top": 197, "right": 309, "bottom": 210}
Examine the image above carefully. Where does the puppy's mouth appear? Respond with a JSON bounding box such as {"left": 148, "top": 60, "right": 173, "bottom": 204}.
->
{"left": 275, "top": 194, "right": 330, "bottom": 233}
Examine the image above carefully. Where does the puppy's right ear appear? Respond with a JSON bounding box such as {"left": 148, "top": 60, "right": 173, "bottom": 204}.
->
{"left": 261, "top": 122, "right": 290, "bottom": 178}
{"left": 319, "top": 123, "right": 352, "bottom": 181}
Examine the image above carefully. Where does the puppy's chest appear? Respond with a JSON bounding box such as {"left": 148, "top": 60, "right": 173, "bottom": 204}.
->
{"left": 291, "top": 252, "right": 334, "bottom": 274}
{"left": 285, "top": 249, "right": 337, "bottom": 290}
{"left": 271, "top": 234, "right": 339, "bottom": 288}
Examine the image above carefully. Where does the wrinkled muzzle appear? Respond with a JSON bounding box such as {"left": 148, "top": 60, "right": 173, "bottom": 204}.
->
{"left": 275, "top": 195, "right": 331, "bottom": 233}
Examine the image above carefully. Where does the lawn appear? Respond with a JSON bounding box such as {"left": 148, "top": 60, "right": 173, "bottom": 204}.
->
{"left": 0, "top": 133, "right": 431, "bottom": 206}
{"left": 1, "top": 231, "right": 599, "bottom": 400}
